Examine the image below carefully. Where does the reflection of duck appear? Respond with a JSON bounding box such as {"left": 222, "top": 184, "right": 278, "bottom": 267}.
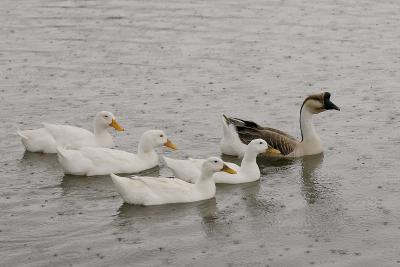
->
{"left": 19, "top": 151, "right": 60, "bottom": 171}
{"left": 60, "top": 174, "right": 113, "bottom": 197}
{"left": 300, "top": 153, "right": 324, "bottom": 204}
{"left": 115, "top": 197, "right": 222, "bottom": 239}
{"left": 301, "top": 154, "right": 346, "bottom": 237}
{"left": 117, "top": 197, "right": 217, "bottom": 221}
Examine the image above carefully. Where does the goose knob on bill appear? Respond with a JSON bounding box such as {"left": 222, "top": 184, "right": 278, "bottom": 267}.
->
{"left": 110, "top": 157, "right": 237, "bottom": 206}
{"left": 56, "top": 130, "right": 176, "bottom": 176}
{"left": 220, "top": 92, "right": 340, "bottom": 158}
{"left": 164, "top": 139, "right": 269, "bottom": 184}
{"left": 17, "top": 111, "right": 124, "bottom": 153}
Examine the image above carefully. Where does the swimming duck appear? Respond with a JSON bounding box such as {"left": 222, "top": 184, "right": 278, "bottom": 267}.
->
{"left": 164, "top": 139, "right": 268, "bottom": 184}
{"left": 56, "top": 130, "right": 176, "bottom": 176}
{"left": 110, "top": 157, "right": 236, "bottom": 205}
{"left": 220, "top": 92, "right": 340, "bottom": 158}
{"left": 17, "top": 111, "right": 124, "bottom": 153}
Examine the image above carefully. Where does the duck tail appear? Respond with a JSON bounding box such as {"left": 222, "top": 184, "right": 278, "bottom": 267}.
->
{"left": 230, "top": 117, "right": 261, "bottom": 129}
{"left": 220, "top": 115, "right": 247, "bottom": 157}
{"left": 110, "top": 173, "right": 120, "bottom": 183}
{"left": 17, "top": 130, "right": 28, "bottom": 140}
{"left": 17, "top": 130, "right": 33, "bottom": 151}
{"left": 56, "top": 146, "right": 68, "bottom": 158}
{"left": 222, "top": 114, "right": 242, "bottom": 133}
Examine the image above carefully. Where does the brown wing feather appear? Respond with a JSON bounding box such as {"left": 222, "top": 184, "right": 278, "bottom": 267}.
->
{"left": 225, "top": 116, "right": 298, "bottom": 155}
{"left": 235, "top": 127, "right": 263, "bottom": 145}
{"left": 259, "top": 127, "right": 297, "bottom": 141}
{"left": 237, "top": 127, "right": 298, "bottom": 155}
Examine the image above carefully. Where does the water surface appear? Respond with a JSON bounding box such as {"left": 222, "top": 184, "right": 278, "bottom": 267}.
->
{"left": 1, "top": 0, "right": 400, "bottom": 266}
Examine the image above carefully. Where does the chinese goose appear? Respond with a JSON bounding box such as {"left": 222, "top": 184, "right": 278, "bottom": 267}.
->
{"left": 220, "top": 92, "right": 340, "bottom": 158}
{"left": 17, "top": 111, "right": 124, "bottom": 153}
{"left": 110, "top": 157, "right": 236, "bottom": 206}
{"left": 56, "top": 130, "right": 176, "bottom": 176}
{"left": 164, "top": 139, "right": 268, "bottom": 184}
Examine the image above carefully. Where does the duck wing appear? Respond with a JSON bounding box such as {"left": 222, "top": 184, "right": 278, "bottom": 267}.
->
{"left": 226, "top": 117, "right": 298, "bottom": 156}
{"left": 227, "top": 117, "right": 297, "bottom": 141}
{"left": 43, "top": 123, "right": 97, "bottom": 148}
{"left": 110, "top": 174, "right": 192, "bottom": 205}
{"left": 163, "top": 156, "right": 202, "bottom": 183}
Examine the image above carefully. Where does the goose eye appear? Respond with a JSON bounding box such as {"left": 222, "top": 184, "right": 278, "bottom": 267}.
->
{"left": 259, "top": 141, "right": 263, "bottom": 144}
{"left": 214, "top": 160, "right": 218, "bottom": 163}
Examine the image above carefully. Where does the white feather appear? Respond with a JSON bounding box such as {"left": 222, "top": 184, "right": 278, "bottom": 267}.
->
{"left": 110, "top": 157, "right": 224, "bottom": 206}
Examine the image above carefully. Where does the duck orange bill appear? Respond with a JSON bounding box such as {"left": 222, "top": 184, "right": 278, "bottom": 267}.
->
{"left": 164, "top": 139, "right": 177, "bottom": 150}
{"left": 265, "top": 147, "right": 281, "bottom": 154}
{"left": 109, "top": 119, "right": 124, "bottom": 131}
{"left": 221, "top": 164, "right": 237, "bottom": 174}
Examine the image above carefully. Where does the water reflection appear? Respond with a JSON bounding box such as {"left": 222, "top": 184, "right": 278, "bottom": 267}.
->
{"left": 299, "top": 153, "right": 324, "bottom": 204}
{"left": 300, "top": 153, "right": 346, "bottom": 238}
{"left": 18, "top": 151, "right": 60, "bottom": 170}
{"left": 107, "top": 154, "right": 323, "bottom": 238}
{"left": 117, "top": 197, "right": 217, "bottom": 220}
{"left": 60, "top": 174, "right": 113, "bottom": 196}
{"left": 257, "top": 154, "right": 298, "bottom": 168}
{"left": 220, "top": 154, "right": 241, "bottom": 165}
{"left": 221, "top": 153, "right": 298, "bottom": 169}
{"left": 238, "top": 181, "right": 274, "bottom": 213}
{"left": 216, "top": 181, "right": 262, "bottom": 210}
{"left": 116, "top": 197, "right": 218, "bottom": 236}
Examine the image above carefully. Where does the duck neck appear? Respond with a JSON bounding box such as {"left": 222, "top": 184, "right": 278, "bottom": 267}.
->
{"left": 196, "top": 169, "right": 215, "bottom": 187}
{"left": 94, "top": 124, "right": 112, "bottom": 146}
{"left": 241, "top": 149, "right": 258, "bottom": 169}
{"left": 137, "top": 142, "right": 158, "bottom": 169}
{"left": 240, "top": 149, "right": 260, "bottom": 180}
{"left": 138, "top": 140, "right": 156, "bottom": 156}
{"left": 299, "top": 107, "right": 320, "bottom": 144}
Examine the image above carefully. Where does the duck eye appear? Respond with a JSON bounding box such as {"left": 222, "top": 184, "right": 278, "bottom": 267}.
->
{"left": 259, "top": 142, "right": 262, "bottom": 144}
{"left": 214, "top": 160, "right": 218, "bottom": 163}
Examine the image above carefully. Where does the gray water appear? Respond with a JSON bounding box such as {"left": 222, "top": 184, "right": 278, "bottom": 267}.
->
{"left": 1, "top": 0, "right": 400, "bottom": 266}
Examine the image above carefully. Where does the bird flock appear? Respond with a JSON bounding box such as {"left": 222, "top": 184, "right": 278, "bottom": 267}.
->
{"left": 18, "top": 92, "right": 339, "bottom": 206}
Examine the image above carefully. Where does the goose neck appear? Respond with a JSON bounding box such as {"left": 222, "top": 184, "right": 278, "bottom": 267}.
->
{"left": 300, "top": 107, "right": 319, "bottom": 143}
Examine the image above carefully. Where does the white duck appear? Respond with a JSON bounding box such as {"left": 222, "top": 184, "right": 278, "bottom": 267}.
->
{"left": 164, "top": 139, "right": 268, "bottom": 184}
{"left": 56, "top": 130, "right": 176, "bottom": 176}
{"left": 110, "top": 157, "right": 236, "bottom": 206}
{"left": 17, "top": 111, "right": 124, "bottom": 153}
{"left": 220, "top": 92, "right": 340, "bottom": 158}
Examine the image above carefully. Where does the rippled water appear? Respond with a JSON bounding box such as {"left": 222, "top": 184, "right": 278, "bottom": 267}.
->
{"left": 1, "top": 0, "right": 400, "bottom": 266}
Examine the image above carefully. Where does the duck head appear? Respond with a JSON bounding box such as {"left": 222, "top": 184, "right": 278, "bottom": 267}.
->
{"left": 248, "top": 139, "right": 269, "bottom": 154}
{"left": 140, "top": 130, "right": 177, "bottom": 151}
{"left": 95, "top": 111, "right": 124, "bottom": 131}
{"left": 201, "top": 157, "right": 237, "bottom": 178}
{"left": 301, "top": 92, "right": 340, "bottom": 114}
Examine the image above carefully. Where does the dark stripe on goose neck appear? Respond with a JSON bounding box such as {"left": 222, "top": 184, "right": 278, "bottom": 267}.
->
{"left": 299, "top": 95, "right": 321, "bottom": 142}
{"left": 299, "top": 101, "right": 306, "bottom": 142}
